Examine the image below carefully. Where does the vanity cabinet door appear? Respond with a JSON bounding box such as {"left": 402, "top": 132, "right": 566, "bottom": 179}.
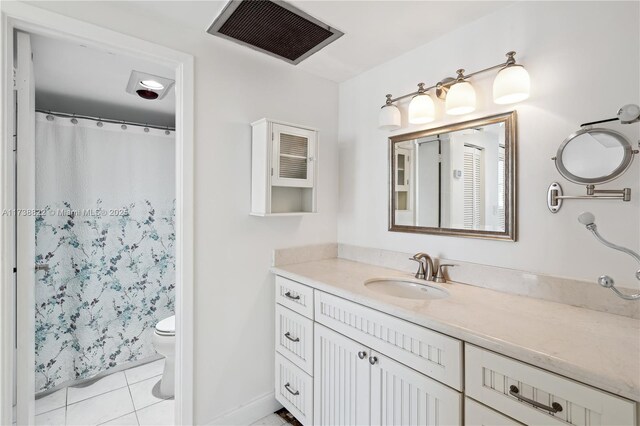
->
{"left": 370, "top": 351, "right": 462, "bottom": 426}
{"left": 314, "top": 324, "right": 371, "bottom": 426}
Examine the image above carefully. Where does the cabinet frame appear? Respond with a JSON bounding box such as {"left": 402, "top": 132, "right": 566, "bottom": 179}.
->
{"left": 251, "top": 118, "right": 318, "bottom": 216}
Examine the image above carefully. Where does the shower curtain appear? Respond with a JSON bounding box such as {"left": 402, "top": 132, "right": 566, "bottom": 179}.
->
{"left": 34, "top": 113, "right": 176, "bottom": 393}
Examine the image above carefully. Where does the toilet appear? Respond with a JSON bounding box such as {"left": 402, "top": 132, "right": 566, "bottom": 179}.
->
{"left": 152, "top": 315, "right": 175, "bottom": 397}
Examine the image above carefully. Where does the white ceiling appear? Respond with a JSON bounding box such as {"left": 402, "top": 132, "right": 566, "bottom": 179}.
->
{"left": 31, "top": 33, "right": 176, "bottom": 127}
{"left": 29, "top": 1, "right": 512, "bottom": 120}
{"left": 56, "top": 1, "right": 511, "bottom": 83}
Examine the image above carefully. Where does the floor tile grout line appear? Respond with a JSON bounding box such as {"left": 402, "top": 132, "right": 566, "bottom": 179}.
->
{"left": 126, "top": 382, "right": 141, "bottom": 425}
{"left": 95, "top": 409, "right": 138, "bottom": 426}
{"left": 65, "top": 382, "right": 130, "bottom": 408}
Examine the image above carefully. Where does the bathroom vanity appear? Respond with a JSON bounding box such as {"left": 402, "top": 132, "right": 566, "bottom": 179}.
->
{"left": 271, "top": 258, "right": 639, "bottom": 426}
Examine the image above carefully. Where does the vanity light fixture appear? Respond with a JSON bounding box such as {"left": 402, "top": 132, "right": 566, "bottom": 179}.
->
{"left": 408, "top": 83, "right": 435, "bottom": 124}
{"left": 379, "top": 94, "right": 402, "bottom": 130}
{"left": 445, "top": 69, "right": 476, "bottom": 115}
{"left": 493, "top": 52, "right": 530, "bottom": 104}
{"left": 378, "top": 51, "right": 529, "bottom": 130}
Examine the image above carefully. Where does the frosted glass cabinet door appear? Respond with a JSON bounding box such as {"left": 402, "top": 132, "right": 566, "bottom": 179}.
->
{"left": 370, "top": 351, "right": 463, "bottom": 426}
{"left": 314, "top": 324, "right": 371, "bottom": 426}
{"left": 272, "top": 123, "right": 316, "bottom": 188}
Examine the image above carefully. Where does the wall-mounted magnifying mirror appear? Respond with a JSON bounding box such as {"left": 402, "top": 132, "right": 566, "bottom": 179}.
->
{"left": 555, "top": 128, "right": 635, "bottom": 184}
{"left": 389, "top": 111, "right": 516, "bottom": 241}
{"left": 548, "top": 127, "right": 638, "bottom": 213}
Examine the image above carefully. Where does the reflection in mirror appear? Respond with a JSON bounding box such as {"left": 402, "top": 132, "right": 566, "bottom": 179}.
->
{"left": 390, "top": 112, "right": 515, "bottom": 240}
{"left": 555, "top": 128, "right": 634, "bottom": 184}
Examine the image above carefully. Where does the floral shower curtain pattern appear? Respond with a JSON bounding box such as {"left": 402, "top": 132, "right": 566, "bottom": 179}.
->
{"left": 34, "top": 113, "right": 176, "bottom": 393}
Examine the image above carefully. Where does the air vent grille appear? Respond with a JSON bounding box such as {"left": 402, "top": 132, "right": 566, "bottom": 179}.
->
{"left": 208, "top": 0, "right": 343, "bottom": 64}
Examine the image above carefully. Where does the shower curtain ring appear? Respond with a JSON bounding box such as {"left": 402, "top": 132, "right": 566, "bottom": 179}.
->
{"left": 97, "top": 119, "right": 103, "bottom": 127}
{"left": 144, "top": 125, "right": 150, "bottom": 133}
{"left": 70, "top": 114, "right": 78, "bottom": 125}
{"left": 121, "top": 121, "right": 127, "bottom": 130}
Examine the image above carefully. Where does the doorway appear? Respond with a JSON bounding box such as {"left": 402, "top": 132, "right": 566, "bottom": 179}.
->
{"left": 2, "top": 4, "right": 194, "bottom": 425}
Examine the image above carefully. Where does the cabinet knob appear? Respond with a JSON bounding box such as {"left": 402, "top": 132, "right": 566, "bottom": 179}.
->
{"left": 368, "top": 356, "right": 378, "bottom": 365}
{"left": 357, "top": 351, "right": 367, "bottom": 359}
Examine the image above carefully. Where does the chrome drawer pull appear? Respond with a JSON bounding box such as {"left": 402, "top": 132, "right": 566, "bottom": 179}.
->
{"left": 284, "top": 291, "right": 300, "bottom": 300}
{"left": 358, "top": 351, "right": 367, "bottom": 359}
{"left": 284, "top": 382, "right": 299, "bottom": 396}
{"left": 509, "top": 385, "right": 563, "bottom": 413}
{"left": 284, "top": 332, "right": 299, "bottom": 342}
{"left": 369, "top": 356, "right": 378, "bottom": 365}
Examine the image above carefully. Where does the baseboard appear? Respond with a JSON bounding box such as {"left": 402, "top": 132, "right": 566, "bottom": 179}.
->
{"left": 206, "top": 391, "right": 282, "bottom": 426}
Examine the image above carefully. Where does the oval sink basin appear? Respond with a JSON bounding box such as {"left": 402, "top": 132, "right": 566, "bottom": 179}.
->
{"left": 364, "top": 278, "right": 449, "bottom": 300}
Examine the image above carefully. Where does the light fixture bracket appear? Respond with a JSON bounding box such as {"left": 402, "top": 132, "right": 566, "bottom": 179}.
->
{"left": 435, "top": 78, "right": 455, "bottom": 100}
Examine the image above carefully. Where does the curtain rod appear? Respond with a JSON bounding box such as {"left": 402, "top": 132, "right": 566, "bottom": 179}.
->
{"left": 36, "top": 109, "right": 176, "bottom": 131}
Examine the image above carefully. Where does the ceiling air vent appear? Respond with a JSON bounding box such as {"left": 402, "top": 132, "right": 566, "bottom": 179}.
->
{"left": 207, "top": 0, "right": 344, "bottom": 65}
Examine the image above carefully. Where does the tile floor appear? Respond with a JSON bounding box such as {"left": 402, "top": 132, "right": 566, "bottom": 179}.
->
{"left": 251, "top": 409, "right": 300, "bottom": 426}
{"left": 34, "top": 359, "right": 172, "bottom": 426}
{"left": 250, "top": 413, "right": 287, "bottom": 426}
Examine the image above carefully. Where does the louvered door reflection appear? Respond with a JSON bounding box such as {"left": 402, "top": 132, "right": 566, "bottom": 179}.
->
{"left": 272, "top": 123, "right": 316, "bottom": 188}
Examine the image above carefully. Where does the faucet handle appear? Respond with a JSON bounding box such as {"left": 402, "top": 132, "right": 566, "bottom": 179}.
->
{"left": 409, "top": 257, "right": 426, "bottom": 279}
{"left": 435, "top": 264, "right": 456, "bottom": 283}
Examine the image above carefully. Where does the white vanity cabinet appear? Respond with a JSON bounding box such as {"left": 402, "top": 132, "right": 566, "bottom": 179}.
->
{"left": 273, "top": 274, "right": 638, "bottom": 426}
{"left": 251, "top": 119, "right": 318, "bottom": 216}
{"left": 314, "top": 323, "right": 462, "bottom": 426}
{"left": 274, "top": 277, "right": 315, "bottom": 424}
{"left": 465, "top": 345, "right": 637, "bottom": 426}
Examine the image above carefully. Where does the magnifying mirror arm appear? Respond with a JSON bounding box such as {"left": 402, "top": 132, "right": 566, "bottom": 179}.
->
{"left": 547, "top": 183, "right": 631, "bottom": 213}
{"left": 584, "top": 225, "right": 640, "bottom": 301}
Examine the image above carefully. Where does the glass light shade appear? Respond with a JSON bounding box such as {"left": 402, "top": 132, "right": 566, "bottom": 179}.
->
{"left": 408, "top": 93, "right": 435, "bottom": 124}
{"left": 140, "top": 79, "right": 165, "bottom": 90}
{"left": 445, "top": 81, "right": 476, "bottom": 115}
{"left": 493, "top": 65, "right": 530, "bottom": 104}
{"left": 379, "top": 104, "right": 401, "bottom": 130}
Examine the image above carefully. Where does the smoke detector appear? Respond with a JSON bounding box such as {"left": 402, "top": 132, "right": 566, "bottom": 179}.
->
{"left": 207, "top": 0, "right": 344, "bottom": 65}
{"left": 126, "top": 70, "right": 175, "bottom": 100}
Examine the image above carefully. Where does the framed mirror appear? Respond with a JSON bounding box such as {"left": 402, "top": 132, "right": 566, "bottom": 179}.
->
{"left": 554, "top": 128, "right": 635, "bottom": 184}
{"left": 389, "top": 111, "right": 517, "bottom": 241}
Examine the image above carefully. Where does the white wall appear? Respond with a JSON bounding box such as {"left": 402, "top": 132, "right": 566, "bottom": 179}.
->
{"left": 22, "top": 1, "right": 339, "bottom": 423}
{"left": 338, "top": 1, "right": 640, "bottom": 288}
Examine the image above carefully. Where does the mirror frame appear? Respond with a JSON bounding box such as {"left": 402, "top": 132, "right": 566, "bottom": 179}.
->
{"left": 554, "top": 127, "right": 636, "bottom": 185}
{"left": 388, "top": 111, "right": 517, "bottom": 241}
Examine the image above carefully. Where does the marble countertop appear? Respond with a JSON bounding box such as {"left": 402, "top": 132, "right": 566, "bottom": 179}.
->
{"left": 272, "top": 258, "right": 640, "bottom": 402}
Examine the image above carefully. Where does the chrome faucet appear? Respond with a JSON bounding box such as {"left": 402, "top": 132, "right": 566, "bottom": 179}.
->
{"left": 410, "top": 253, "right": 434, "bottom": 281}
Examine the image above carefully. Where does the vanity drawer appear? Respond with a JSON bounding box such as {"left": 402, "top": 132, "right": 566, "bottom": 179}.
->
{"left": 275, "top": 275, "right": 314, "bottom": 319}
{"left": 314, "top": 290, "right": 463, "bottom": 390}
{"left": 275, "top": 352, "right": 313, "bottom": 426}
{"left": 465, "top": 397, "right": 523, "bottom": 425}
{"left": 275, "top": 304, "right": 313, "bottom": 375}
{"left": 465, "top": 345, "right": 637, "bottom": 426}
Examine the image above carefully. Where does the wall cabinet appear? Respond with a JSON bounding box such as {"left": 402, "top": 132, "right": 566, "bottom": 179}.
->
{"left": 251, "top": 119, "right": 318, "bottom": 216}
{"left": 273, "top": 275, "right": 638, "bottom": 426}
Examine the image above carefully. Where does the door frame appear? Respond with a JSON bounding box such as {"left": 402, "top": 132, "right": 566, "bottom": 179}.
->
{"left": 0, "top": 3, "right": 195, "bottom": 425}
